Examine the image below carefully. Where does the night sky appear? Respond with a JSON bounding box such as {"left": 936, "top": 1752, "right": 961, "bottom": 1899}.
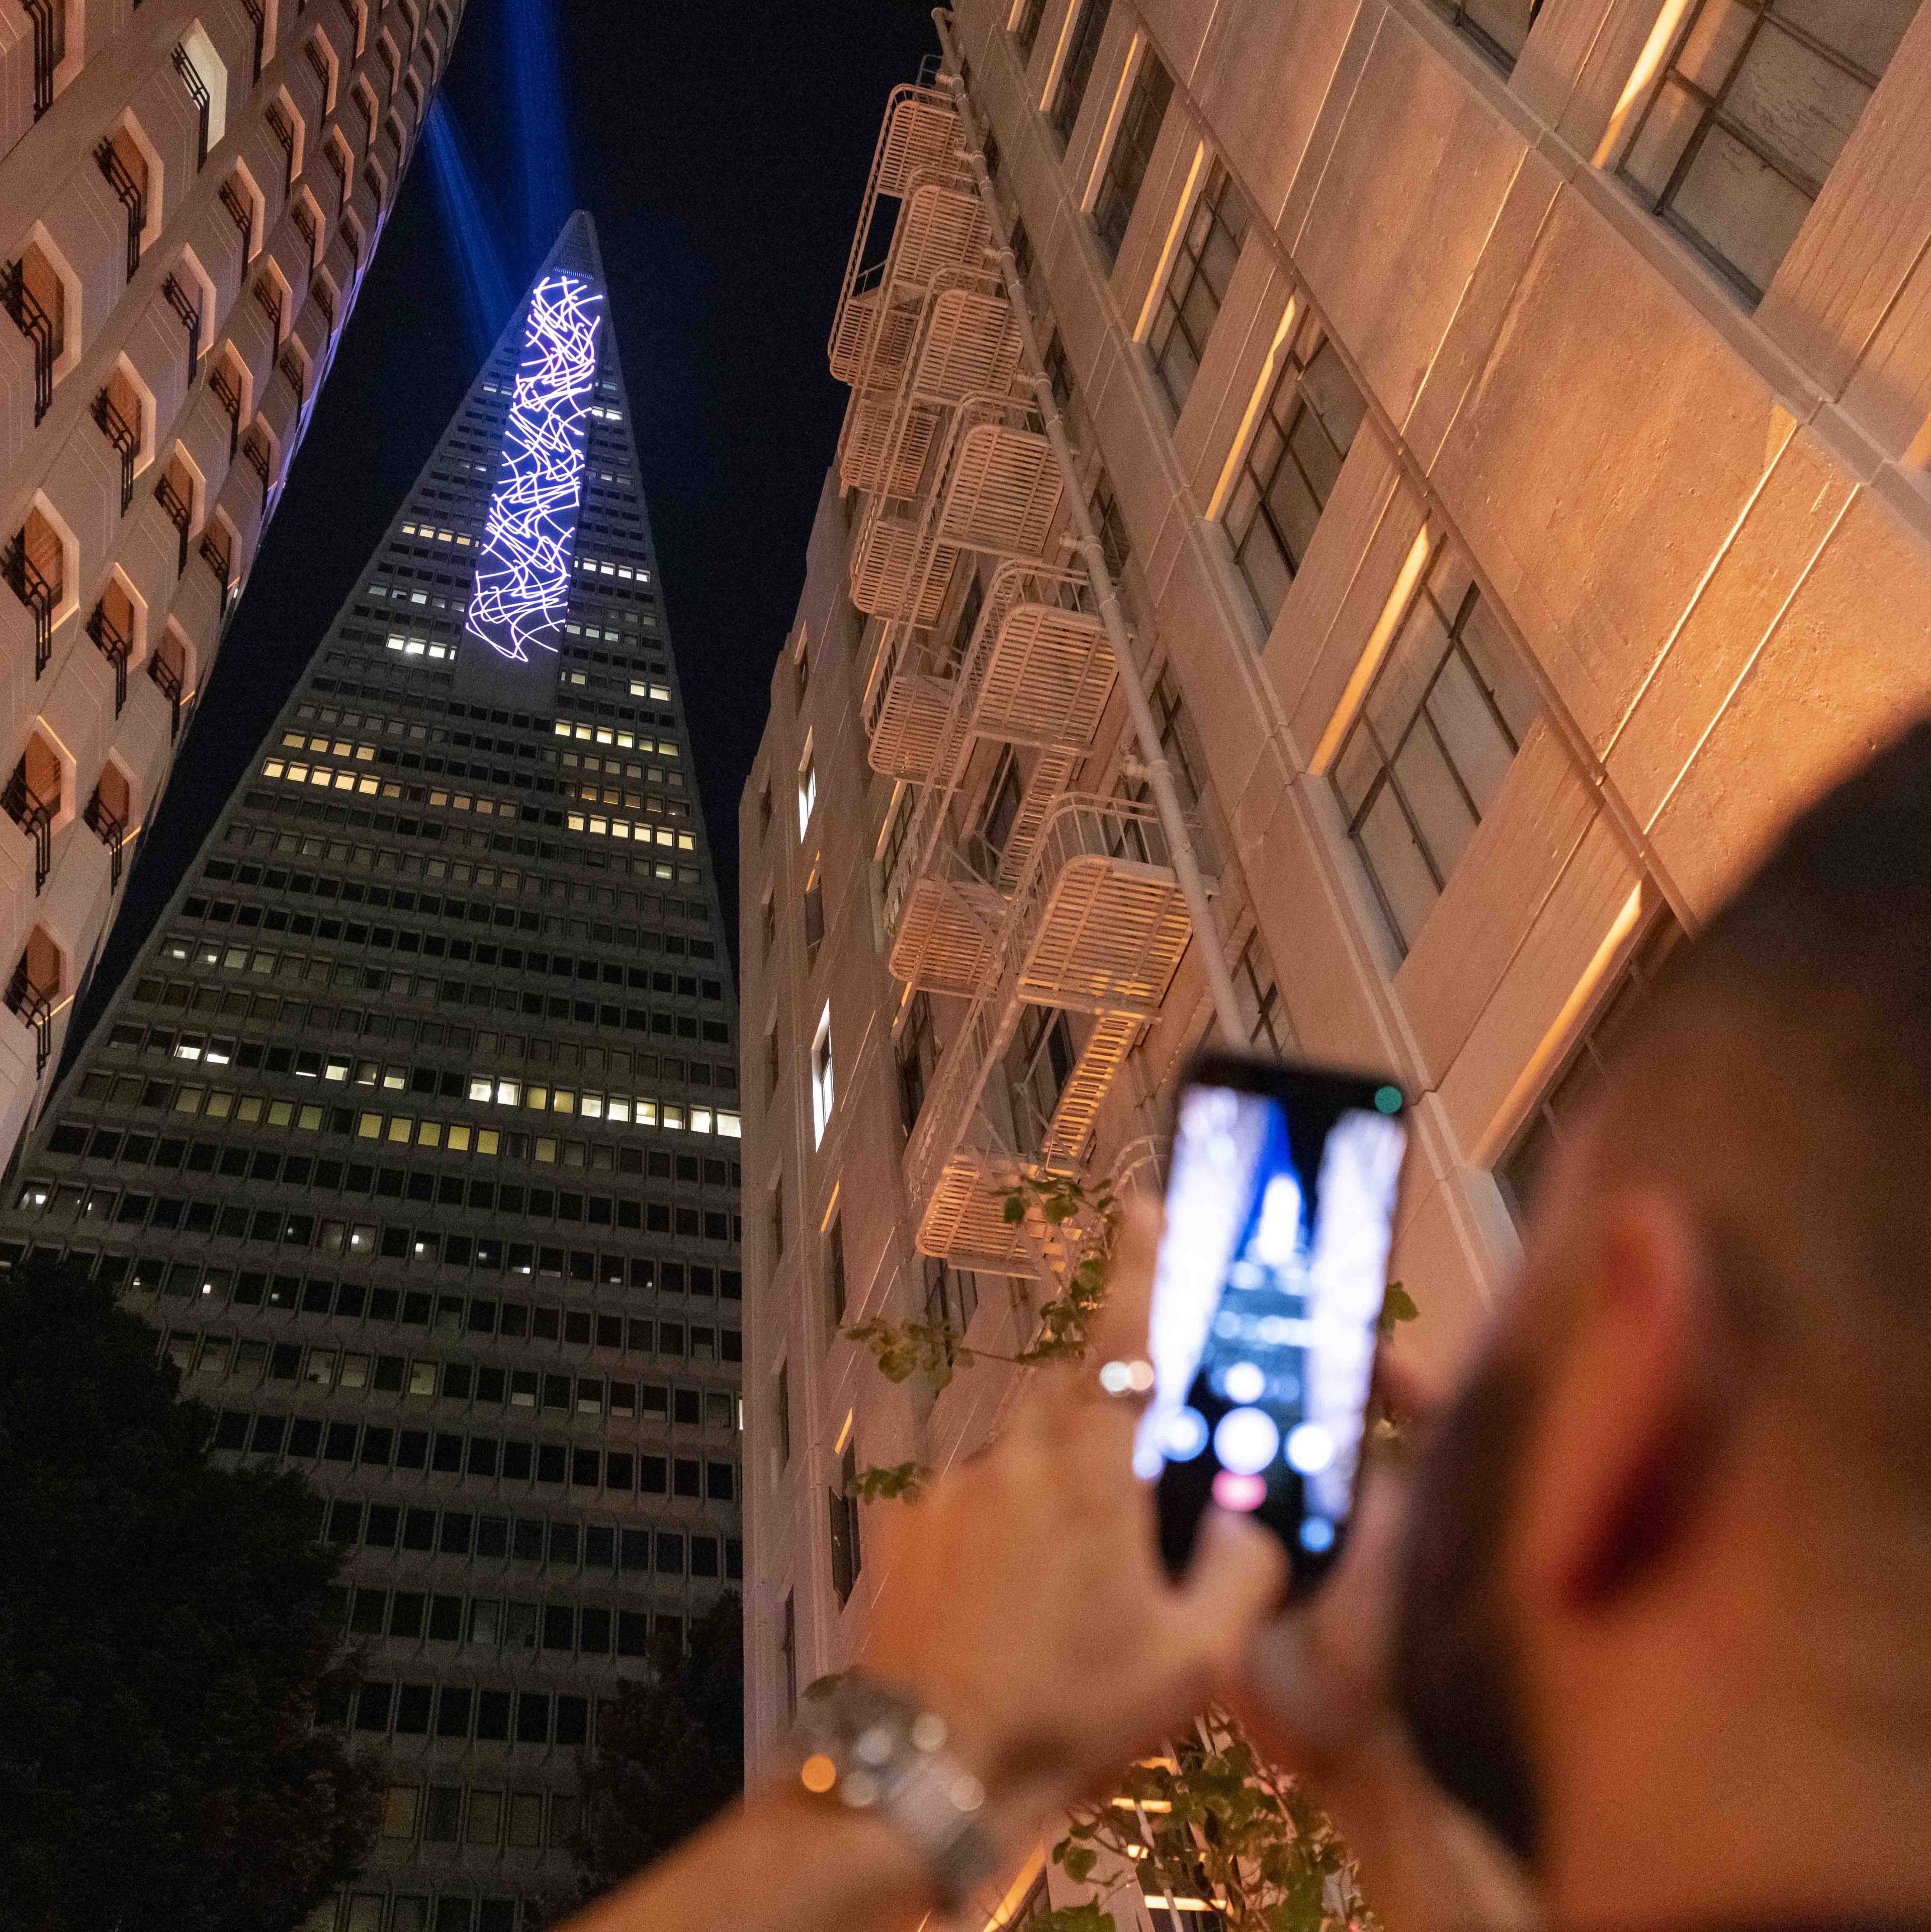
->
{"left": 67, "top": 0, "right": 935, "bottom": 1063}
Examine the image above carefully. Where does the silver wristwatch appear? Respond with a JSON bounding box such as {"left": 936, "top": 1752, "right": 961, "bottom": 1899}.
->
{"left": 795, "top": 1672, "right": 1000, "bottom": 1912}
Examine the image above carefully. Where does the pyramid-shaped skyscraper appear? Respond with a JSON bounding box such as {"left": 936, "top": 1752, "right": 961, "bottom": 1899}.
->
{"left": 0, "top": 214, "right": 744, "bottom": 1932}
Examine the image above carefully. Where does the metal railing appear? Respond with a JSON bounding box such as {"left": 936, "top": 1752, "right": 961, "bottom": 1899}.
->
{"left": 149, "top": 653, "right": 186, "bottom": 741}
{"left": 172, "top": 44, "right": 212, "bottom": 169}
{"left": 2, "top": 533, "right": 54, "bottom": 677}
{"left": 279, "top": 346, "right": 307, "bottom": 406}
{"left": 241, "top": 0, "right": 266, "bottom": 80}
{"left": 95, "top": 139, "right": 147, "bottom": 281}
{"left": 292, "top": 195, "right": 319, "bottom": 261}
{"left": 209, "top": 363, "right": 242, "bottom": 460}
{"left": 219, "top": 178, "right": 254, "bottom": 252}
{"left": 242, "top": 429, "right": 272, "bottom": 499}
{"left": 162, "top": 273, "right": 202, "bottom": 385}
{"left": 5, "top": 765, "right": 57, "bottom": 893}
{"left": 312, "top": 275, "right": 336, "bottom": 330}
{"left": 154, "top": 473, "right": 192, "bottom": 574}
{"left": 254, "top": 275, "right": 285, "bottom": 347}
{"left": 6, "top": 956, "right": 55, "bottom": 1077}
{"left": 305, "top": 36, "right": 333, "bottom": 103}
{"left": 86, "top": 602, "right": 131, "bottom": 714}
{"left": 92, "top": 389, "right": 139, "bottom": 514}
{"left": 84, "top": 791, "right": 127, "bottom": 889}
{"left": 23, "top": 0, "right": 62, "bottom": 118}
{"left": 267, "top": 100, "right": 297, "bottom": 195}
{"left": 201, "top": 525, "right": 233, "bottom": 599}
{"left": 4, "top": 260, "right": 56, "bottom": 426}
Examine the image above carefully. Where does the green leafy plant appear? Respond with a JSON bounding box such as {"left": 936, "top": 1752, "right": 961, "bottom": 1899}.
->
{"left": 850, "top": 1460, "right": 930, "bottom": 1502}
{"left": 1052, "top": 1723, "right": 1370, "bottom": 1932}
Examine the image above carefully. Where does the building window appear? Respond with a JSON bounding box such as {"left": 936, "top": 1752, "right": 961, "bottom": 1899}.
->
{"left": 1151, "top": 668, "right": 1204, "bottom": 812}
{"left": 1092, "top": 51, "right": 1173, "bottom": 267}
{"left": 1010, "top": 214, "right": 1034, "bottom": 290}
{"left": 1090, "top": 471, "right": 1130, "bottom": 580}
{"left": 764, "top": 1029, "right": 779, "bottom": 1100}
{"left": 775, "top": 1362, "right": 791, "bottom": 1466}
{"left": 780, "top": 1591, "right": 797, "bottom": 1719}
{"left": 1500, "top": 910, "right": 1683, "bottom": 1220}
{"left": 829, "top": 1442, "right": 862, "bottom": 1605}
{"left": 810, "top": 1003, "right": 835, "bottom": 1147}
{"left": 1043, "top": 329, "right": 1075, "bottom": 414}
{"left": 897, "top": 991, "right": 936, "bottom": 1135}
{"left": 1429, "top": 0, "right": 1542, "bottom": 76}
{"left": 1616, "top": 0, "right": 1917, "bottom": 306}
{"left": 1225, "top": 332, "right": 1366, "bottom": 627}
{"left": 1013, "top": 0, "right": 1048, "bottom": 58}
{"left": 769, "top": 1178, "right": 784, "bottom": 1261}
{"left": 877, "top": 785, "right": 915, "bottom": 901}
{"left": 1149, "top": 161, "right": 1252, "bottom": 418}
{"left": 1049, "top": 0, "right": 1112, "bottom": 148}
{"left": 977, "top": 749, "right": 1024, "bottom": 872}
{"left": 1330, "top": 567, "right": 1539, "bottom": 959}
{"left": 803, "top": 871, "right": 824, "bottom": 967}
{"left": 826, "top": 1215, "right": 847, "bottom": 1327}
{"left": 760, "top": 891, "right": 776, "bottom": 963}
{"left": 924, "top": 1254, "right": 979, "bottom": 1337}
{"left": 758, "top": 779, "right": 772, "bottom": 839}
{"left": 1013, "top": 1005, "right": 1077, "bottom": 1141}
{"left": 795, "top": 633, "right": 811, "bottom": 705}
{"left": 797, "top": 743, "right": 817, "bottom": 840}
{"left": 1234, "top": 928, "right": 1290, "bottom": 1054}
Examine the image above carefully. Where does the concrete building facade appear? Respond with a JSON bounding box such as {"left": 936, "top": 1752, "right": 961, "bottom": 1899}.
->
{"left": 0, "top": 213, "right": 745, "bottom": 1932}
{"left": 0, "top": 0, "right": 466, "bottom": 1165}
{"left": 740, "top": 1, "right": 1931, "bottom": 1909}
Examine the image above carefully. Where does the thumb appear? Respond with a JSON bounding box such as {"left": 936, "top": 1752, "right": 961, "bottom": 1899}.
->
{"left": 1168, "top": 1506, "right": 1288, "bottom": 1693}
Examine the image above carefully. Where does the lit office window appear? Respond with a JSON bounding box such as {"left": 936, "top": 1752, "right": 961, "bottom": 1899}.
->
{"left": 810, "top": 1004, "right": 835, "bottom": 1147}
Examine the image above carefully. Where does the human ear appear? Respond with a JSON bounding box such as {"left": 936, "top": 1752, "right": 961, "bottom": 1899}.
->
{"left": 1514, "top": 1193, "right": 1719, "bottom": 1614}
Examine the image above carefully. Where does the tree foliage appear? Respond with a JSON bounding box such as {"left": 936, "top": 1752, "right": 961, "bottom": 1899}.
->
{"left": 0, "top": 1258, "right": 376, "bottom": 1932}
{"left": 563, "top": 1592, "right": 745, "bottom": 1913}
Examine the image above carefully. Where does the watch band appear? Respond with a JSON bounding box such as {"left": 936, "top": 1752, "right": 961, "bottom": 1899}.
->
{"left": 796, "top": 1672, "right": 1001, "bottom": 1912}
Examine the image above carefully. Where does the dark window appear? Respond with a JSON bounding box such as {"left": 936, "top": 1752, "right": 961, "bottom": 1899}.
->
{"left": 1013, "top": 0, "right": 1048, "bottom": 56}
{"left": 1428, "top": 0, "right": 1542, "bottom": 75}
{"left": 1225, "top": 335, "right": 1365, "bottom": 626}
{"left": 829, "top": 1441, "right": 862, "bottom": 1605}
{"left": 1149, "top": 161, "right": 1252, "bottom": 417}
{"left": 1049, "top": 0, "right": 1112, "bottom": 147}
{"left": 1330, "top": 570, "right": 1539, "bottom": 959}
{"left": 1092, "top": 52, "right": 1173, "bottom": 267}
{"left": 1614, "top": 0, "right": 1912, "bottom": 304}
{"left": 1500, "top": 911, "right": 1683, "bottom": 1221}
{"left": 826, "top": 1216, "right": 847, "bottom": 1329}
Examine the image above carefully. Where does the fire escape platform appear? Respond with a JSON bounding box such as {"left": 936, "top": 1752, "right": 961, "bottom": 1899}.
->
{"left": 889, "top": 874, "right": 1005, "bottom": 997}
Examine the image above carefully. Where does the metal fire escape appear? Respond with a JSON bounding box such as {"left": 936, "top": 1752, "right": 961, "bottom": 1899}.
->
{"left": 827, "top": 66, "right": 1238, "bottom": 1277}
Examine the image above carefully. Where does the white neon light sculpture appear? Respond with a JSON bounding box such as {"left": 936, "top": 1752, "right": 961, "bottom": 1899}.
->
{"left": 465, "top": 271, "right": 603, "bottom": 662}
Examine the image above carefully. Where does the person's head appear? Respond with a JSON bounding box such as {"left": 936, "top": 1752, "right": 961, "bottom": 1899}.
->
{"left": 1394, "top": 721, "right": 1931, "bottom": 1890}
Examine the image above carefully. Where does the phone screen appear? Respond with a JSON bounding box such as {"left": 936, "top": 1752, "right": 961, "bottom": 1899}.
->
{"left": 1137, "top": 1055, "right": 1409, "bottom": 1587}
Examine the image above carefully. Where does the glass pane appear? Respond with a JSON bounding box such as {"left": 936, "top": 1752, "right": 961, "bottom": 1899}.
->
{"left": 1298, "top": 343, "right": 1366, "bottom": 458}
{"left": 1332, "top": 726, "right": 1383, "bottom": 821}
{"left": 1355, "top": 786, "right": 1442, "bottom": 953}
{"left": 1364, "top": 594, "right": 1450, "bottom": 747}
{"left": 1391, "top": 724, "right": 1480, "bottom": 884}
{"left": 1156, "top": 325, "right": 1200, "bottom": 414}
{"left": 1671, "top": 118, "right": 1813, "bottom": 295}
{"left": 1425, "top": 649, "right": 1520, "bottom": 819}
{"left": 1726, "top": 19, "right": 1873, "bottom": 190}
{"left": 1461, "top": 0, "right": 1539, "bottom": 58}
{"left": 1775, "top": 0, "right": 1918, "bottom": 79}
{"left": 1235, "top": 511, "right": 1294, "bottom": 625}
{"left": 1675, "top": 0, "right": 1759, "bottom": 92}
{"left": 1457, "top": 592, "right": 1540, "bottom": 743}
{"left": 1622, "top": 77, "right": 1706, "bottom": 200}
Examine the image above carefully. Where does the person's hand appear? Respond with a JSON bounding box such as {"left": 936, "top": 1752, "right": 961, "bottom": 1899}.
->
{"left": 863, "top": 1201, "right": 1285, "bottom": 1849}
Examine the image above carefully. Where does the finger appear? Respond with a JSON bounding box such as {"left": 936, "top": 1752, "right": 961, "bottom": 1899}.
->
{"left": 1164, "top": 1505, "right": 1288, "bottom": 1691}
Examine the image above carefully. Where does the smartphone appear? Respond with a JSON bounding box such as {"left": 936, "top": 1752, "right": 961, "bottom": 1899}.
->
{"left": 1136, "top": 1049, "right": 1410, "bottom": 1592}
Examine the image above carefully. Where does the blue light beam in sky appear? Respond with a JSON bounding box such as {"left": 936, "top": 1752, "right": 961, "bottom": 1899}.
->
{"left": 424, "top": 97, "right": 514, "bottom": 365}
{"left": 465, "top": 272, "right": 603, "bottom": 663}
{"left": 508, "top": 0, "right": 575, "bottom": 260}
